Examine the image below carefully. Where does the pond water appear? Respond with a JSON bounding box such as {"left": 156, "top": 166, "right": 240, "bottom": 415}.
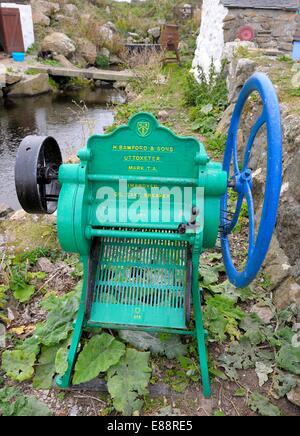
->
{"left": 0, "top": 88, "right": 119, "bottom": 210}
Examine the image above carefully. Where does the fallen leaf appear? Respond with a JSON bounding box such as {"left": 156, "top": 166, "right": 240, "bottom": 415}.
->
{"left": 255, "top": 362, "right": 273, "bottom": 387}
{"left": 10, "top": 326, "right": 25, "bottom": 336}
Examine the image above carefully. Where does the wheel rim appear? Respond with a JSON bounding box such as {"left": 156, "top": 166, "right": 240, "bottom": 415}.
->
{"left": 15, "top": 136, "right": 62, "bottom": 214}
{"left": 221, "top": 72, "right": 282, "bottom": 288}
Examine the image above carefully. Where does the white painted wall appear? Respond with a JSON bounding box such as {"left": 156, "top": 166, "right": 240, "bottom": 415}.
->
{"left": 192, "top": 0, "right": 228, "bottom": 81}
{"left": 1, "top": 3, "right": 35, "bottom": 51}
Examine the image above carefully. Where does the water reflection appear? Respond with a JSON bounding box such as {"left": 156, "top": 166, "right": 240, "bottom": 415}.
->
{"left": 0, "top": 90, "right": 116, "bottom": 209}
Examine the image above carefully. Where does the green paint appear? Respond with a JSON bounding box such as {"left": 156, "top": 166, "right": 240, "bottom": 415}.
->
{"left": 56, "top": 113, "right": 227, "bottom": 397}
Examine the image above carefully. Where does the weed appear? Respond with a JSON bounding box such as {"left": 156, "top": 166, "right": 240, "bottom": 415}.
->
{"left": 288, "top": 87, "right": 300, "bottom": 97}
{"left": 48, "top": 77, "right": 59, "bottom": 90}
{"left": 26, "top": 42, "right": 39, "bottom": 55}
{"left": 184, "top": 62, "right": 228, "bottom": 137}
{"left": 39, "top": 59, "right": 61, "bottom": 67}
{"left": 235, "top": 46, "right": 251, "bottom": 59}
{"left": 277, "top": 55, "right": 293, "bottom": 63}
{"left": 96, "top": 55, "right": 110, "bottom": 69}
{"left": 25, "top": 69, "right": 39, "bottom": 76}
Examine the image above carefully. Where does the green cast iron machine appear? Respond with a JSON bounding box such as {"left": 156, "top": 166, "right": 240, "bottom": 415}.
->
{"left": 15, "top": 73, "right": 282, "bottom": 397}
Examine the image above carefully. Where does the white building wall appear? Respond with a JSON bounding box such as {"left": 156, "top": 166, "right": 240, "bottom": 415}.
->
{"left": 1, "top": 3, "right": 35, "bottom": 51}
{"left": 192, "top": 0, "right": 228, "bottom": 81}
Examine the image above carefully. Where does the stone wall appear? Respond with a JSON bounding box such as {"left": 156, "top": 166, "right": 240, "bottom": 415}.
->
{"left": 223, "top": 8, "right": 299, "bottom": 53}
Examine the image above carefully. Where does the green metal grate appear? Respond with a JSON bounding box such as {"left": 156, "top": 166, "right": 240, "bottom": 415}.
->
{"left": 89, "top": 236, "right": 190, "bottom": 329}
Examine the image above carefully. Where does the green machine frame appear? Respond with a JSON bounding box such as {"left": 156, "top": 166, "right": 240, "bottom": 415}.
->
{"left": 55, "top": 113, "right": 227, "bottom": 397}
{"left": 15, "top": 74, "right": 283, "bottom": 400}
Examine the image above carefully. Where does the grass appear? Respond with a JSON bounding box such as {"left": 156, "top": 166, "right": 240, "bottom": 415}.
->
{"left": 230, "top": 48, "right": 300, "bottom": 115}
{"left": 35, "top": 0, "right": 199, "bottom": 60}
{"left": 25, "top": 69, "right": 39, "bottom": 76}
{"left": 39, "top": 59, "right": 61, "bottom": 67}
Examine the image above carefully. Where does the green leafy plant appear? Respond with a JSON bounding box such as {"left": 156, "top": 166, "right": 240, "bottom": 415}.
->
{"left": 272, "top": 372, "right": 298, "bottom": 399}
{"left": 33, "top": 345, "right": 60, "bottom": 390}
{"left": 1, "top": 349, "right": 37, "bottom": 382}
{"left": 39, "top": 59, "right": 61, "bottom": 67}
{"left": 204, "top": 295, "right": 245, "bottom": 342}
{"left": 73, "top": 333, "right": 126, "bottom": 385}
{"left": 96, "top": 54, "right": 110, "bottom": 69}
{"left": 276, "top": 344, "right": 300, "bottom": 375}
{"left": 35, "top": 286, "right": 81, "bottom": 347}
{"left": 218, "top": 337, "right": 274, "bottom": 380}
{"left": 0, "top": 387, "right": 52, "bottom": 416}
{"left": 119, "top": 331, "right": 187, "bottom": 359}
{"left": 184, "top": 62, "right": 228, "bottom": 138}
{"left": 107, "top": 349, "right": 152, "bottom": 416}
{"left": 277, "top": 55, "right": 293, "bottom": 63}
{"left": 288, "top": 87, "right": 300, "bottom": 97}
{"left": 7, "top": 248, "right": 51, "bottom": 303}
{"left": 207, "top": 280, "right": 256, "bottom": 303}
{"left": 248, "top": 392, "right": 282, "bottom": 416}
{"left": 2, "top": 285, "right": 81, "bottom": 384}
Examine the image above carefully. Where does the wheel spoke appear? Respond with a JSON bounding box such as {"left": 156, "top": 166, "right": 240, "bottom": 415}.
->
{"left": 233, "top": 145, "right": 240, "bottom": 175}
{"left": 243, "top": 112, "right": 266, "bottom": 171}
{"left": 225, "top": 193, "right": 244, "bottom": 234}
{"left": 245, "top": 182, "right": 255, "bottom": 258}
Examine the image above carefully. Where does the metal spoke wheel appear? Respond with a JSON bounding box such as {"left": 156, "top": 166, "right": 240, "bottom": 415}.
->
{"left": 15, "top": 136, "right": 62, "bottom": 214}
{"left": 221, "top": 73, "right": 282, "bottom": 288}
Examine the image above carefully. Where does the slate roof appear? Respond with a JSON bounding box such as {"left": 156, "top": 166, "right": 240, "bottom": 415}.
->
{"left": 221, "top": 1, "right": 300, "bottom": 11}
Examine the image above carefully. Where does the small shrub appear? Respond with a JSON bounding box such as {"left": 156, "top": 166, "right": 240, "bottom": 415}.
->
{"left": 96, "top": 54, "right": 110, "bottom": 69}
{"left": 184, "top": 62, "right": 228, "bottom": 138}
{"left": 277, "top": 55, "right": 293, "bottom": 63}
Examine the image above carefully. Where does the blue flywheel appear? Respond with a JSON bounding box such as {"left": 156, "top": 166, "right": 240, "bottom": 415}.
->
{"left": 221, "top": 73, "right": 282, "bottom": 288}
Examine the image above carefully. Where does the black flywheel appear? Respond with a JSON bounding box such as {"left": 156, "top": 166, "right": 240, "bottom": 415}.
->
{"left": 15, "top": 136, "right": 62, "bottom": 214}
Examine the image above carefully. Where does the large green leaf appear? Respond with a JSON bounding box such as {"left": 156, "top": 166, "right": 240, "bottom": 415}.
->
{"left": 9, "top": 266, "right": 36, "bottom": 303}
{"left": 15, "top": 396, "right": 52, "bottom": 416}
{"left": 107, "top": 349, "right": 152, "bottom": 416}
{"left": 35, "top": 289, "right": 80, "bottom": 347}
{"left": 208, "top": 280, "right": 256, "bottom": 303}
{"left": 17, "top": 336, "right": 41, "bottom": 356}
{"left": 248, "top": 392, "right": 282, "bottom": 416}
{"left": 1, "top": 350, "right": 36, "bottom": 382}
{"left": 73, "top": 333, "right": 125, "bottom": 385}
{"left": 276, "top": 344, "right": 300, "bottom": 375}
{"left": 33, "top": 345, "right": 59, "bottom": 390}
{"left": 0, "top": 387, "right": 52, "bottom": 416}
{"left": 273, "top": 372, "right": 298, "bottom": 399}
{"left": 204, "top": 295, "right": 245, "bottom": 342}
{"left": 55, "top": 346, "right": 69, "bottom": 377}
{"left": 118, "top": 331, "right": 186, "bottom": 359}
{"left": 200, "top": 264, "right": 220, "bottom": 286}
{"left": 13, "top": 284, "right": 35, "bottom": 303}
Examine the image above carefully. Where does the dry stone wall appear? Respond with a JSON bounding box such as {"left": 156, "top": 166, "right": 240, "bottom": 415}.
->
{"left": 223, "top": 8, "right": 299, "bottom": 53}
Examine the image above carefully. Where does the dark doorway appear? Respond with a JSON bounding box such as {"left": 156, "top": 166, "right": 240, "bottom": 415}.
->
{"left": 0, "top": 7, "right": 24, "bottom": 53}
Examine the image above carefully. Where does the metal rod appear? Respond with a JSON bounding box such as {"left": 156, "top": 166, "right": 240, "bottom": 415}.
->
{"left": 91, "top": 222, "right": 180, "bottom": 230}
{"left": 85, "top": 322, "right": 195, "bottom": 336}
{"left": 88, "top": 174, "right": 199, "bottom": 186}
{"left": 86, "top": 227, "right": 196, "bottom": 243}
